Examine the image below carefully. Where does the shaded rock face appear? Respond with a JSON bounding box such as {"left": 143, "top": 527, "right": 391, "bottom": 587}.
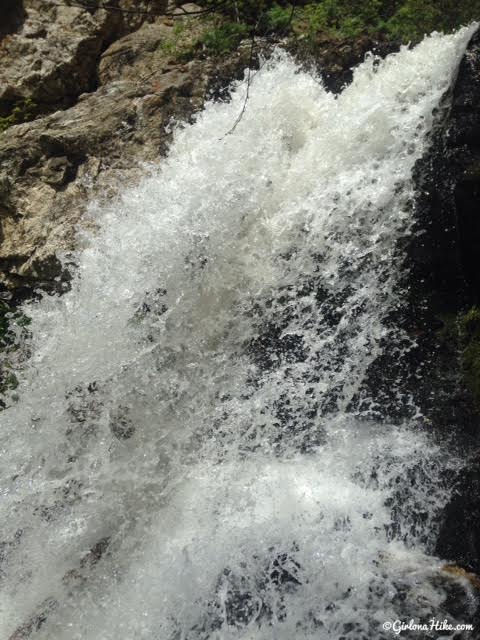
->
{"left": 325, "top": 31, "right": 480, "bottom": 433}
{"left": 404, "top": 27, "right": 480, "bottom": 580}
{"left": 289, "top": 33, "right": 399, "bottom": 94}
{"left": 451, "top": 32, "right": 480, "bottom": 306}
{"left": 413, "top": 27, "right": 480, "bottom": 314}
{"left": 390, "top": 28, "right": 480, "bottom": 436}
{"left": 0, "top": 0, "right": 26, "bottom": 41}
{"left": 437, "top": 464, "right": 480, "bottom": 576}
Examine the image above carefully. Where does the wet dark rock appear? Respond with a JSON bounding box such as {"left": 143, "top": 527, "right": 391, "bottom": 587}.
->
{"left": 451, "top": 39, "right": 480, "bottom": 307}
{"left": 80, "top": 536, "right": 111, "bottom": 569}
{"left": 408, "top": 26, "right": 480, "bottom": 601}
{"left": 338, "top": 27, "right": 480, "bottom": 438}
{"left": 66, "top": 382, "right": 101, "bottom": 426}
{"left": 288, "top": 34, "right": 400, "bottom": 94}
{"left": 184, "top": 548, "right": 302, "bottom": 636}
{"left": 9, "top": 536, "right": 111, "bottom": 639}
{"left": 135, "top": 288, "right": 168, "bottom": 320}
{"left": 248, "top": 326, "right": 306, "bottom": 371}
{"left": 8, "top": 598, "right": 58, "bottom": 640}
{"left": 0, "top": 529, "right": 22, "bottom": 578}
{"left": 110, "top": 406, "right": 135, "bottom": 439}
{"left": 33, "top": 478, "right": 83, "bottom": 522}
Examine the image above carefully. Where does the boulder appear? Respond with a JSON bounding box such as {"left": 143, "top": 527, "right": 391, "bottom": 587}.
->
{"left": 0, "top": 65, "right": 207, "bottom": 290}
{"left": 97, "top": 19, "right": 177, "bottom": 85}
{"left": 0, "top": 1, "right": 123, "bottom": 113}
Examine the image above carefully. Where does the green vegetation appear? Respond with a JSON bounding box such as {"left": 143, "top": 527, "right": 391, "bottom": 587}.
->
{"left": 199, "top": 0, "right": 293, "bottom": 54}
{"left": 265, "top": 4, "right": 294, "bottom": 32}
{"left": 159, "top": 0, "right": 480, "bottom": 61}
{"left": 460, "top": 306, "right": 480, "bottom": 407}
{"left": 386, "top": 0, "right": 480, "bottom": 42}
{"left": 0, "top": 98, "right": 37, "bottom": 134}
{"left": 201, "top": 21, "right": 249, "bottom": 54}
{"left": 294, "top": 0, "right": 388, "bottom": 40}
{"left": 195, "top": 0, "right": 480, "bottom": 56}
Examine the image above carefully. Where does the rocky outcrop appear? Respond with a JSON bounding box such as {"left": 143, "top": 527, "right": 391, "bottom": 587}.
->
{"left": 450, "top": 32, "right": 480, "bottom": 306}
{"left": 0, "top": 1, "right": 230, "bottom": 294}
{"left": 0, "top": 1, "right": 174, "bottom": 116}
{"left": 0, "top": 2, "right": 120, "bottom": 114}
{"left": 437, "top": 464, "right": 480, "bottom": 575}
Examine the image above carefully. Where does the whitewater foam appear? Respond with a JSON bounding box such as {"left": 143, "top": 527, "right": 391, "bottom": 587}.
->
{"left": 0, "top": 26, "right": 477, "bottom": 640}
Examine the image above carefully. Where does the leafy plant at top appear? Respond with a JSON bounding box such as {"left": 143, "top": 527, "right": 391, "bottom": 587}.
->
{"left": 201, "top": 21, "right": 249, "bottom": 54}
{"left": 265, "top": 4, "right": 295, "bottom": 33}
{"left": 168, "top": 0, "right": 480, "bottom": 56}
{"left": 286, "top": 0, "right": 480, "bottom": 43}
{"left": 293, "top": 0, "right": 390, "bottom": 40}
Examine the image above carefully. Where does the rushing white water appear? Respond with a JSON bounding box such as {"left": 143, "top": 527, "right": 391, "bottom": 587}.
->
{"left": 0, "top": 27, "right": 478, "bottom": 640}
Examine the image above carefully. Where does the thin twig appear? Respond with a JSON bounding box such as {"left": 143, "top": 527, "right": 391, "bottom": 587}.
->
{"left": 287, "top": 0, "right": 297, "bottom": 31}
{"left": 49, "top": 0, "right": 231, "bottom": 18}
{"left": 223, "top": 0, "right": 297, "bottom": 137}
{"left": 52, "top": 0, "right": 297, "bottom": 138}
{"left": 222, "top": 30, "right": 256, "bottom": 137}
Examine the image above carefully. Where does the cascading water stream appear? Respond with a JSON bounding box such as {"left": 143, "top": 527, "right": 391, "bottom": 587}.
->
{"left": 0, "top": 26, "right": 478, "bottom": 640}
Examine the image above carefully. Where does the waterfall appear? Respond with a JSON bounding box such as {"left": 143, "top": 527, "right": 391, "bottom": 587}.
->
{"left": 0, "top": 26, "right": 477, "bottom": 640}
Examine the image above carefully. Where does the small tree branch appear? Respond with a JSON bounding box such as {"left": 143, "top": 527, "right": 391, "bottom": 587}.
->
{"left": 50, "top": 0, "right": 232, "bottom": 18}
{"left": 223, "top": 29, "right": 256, "bottom": 137}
